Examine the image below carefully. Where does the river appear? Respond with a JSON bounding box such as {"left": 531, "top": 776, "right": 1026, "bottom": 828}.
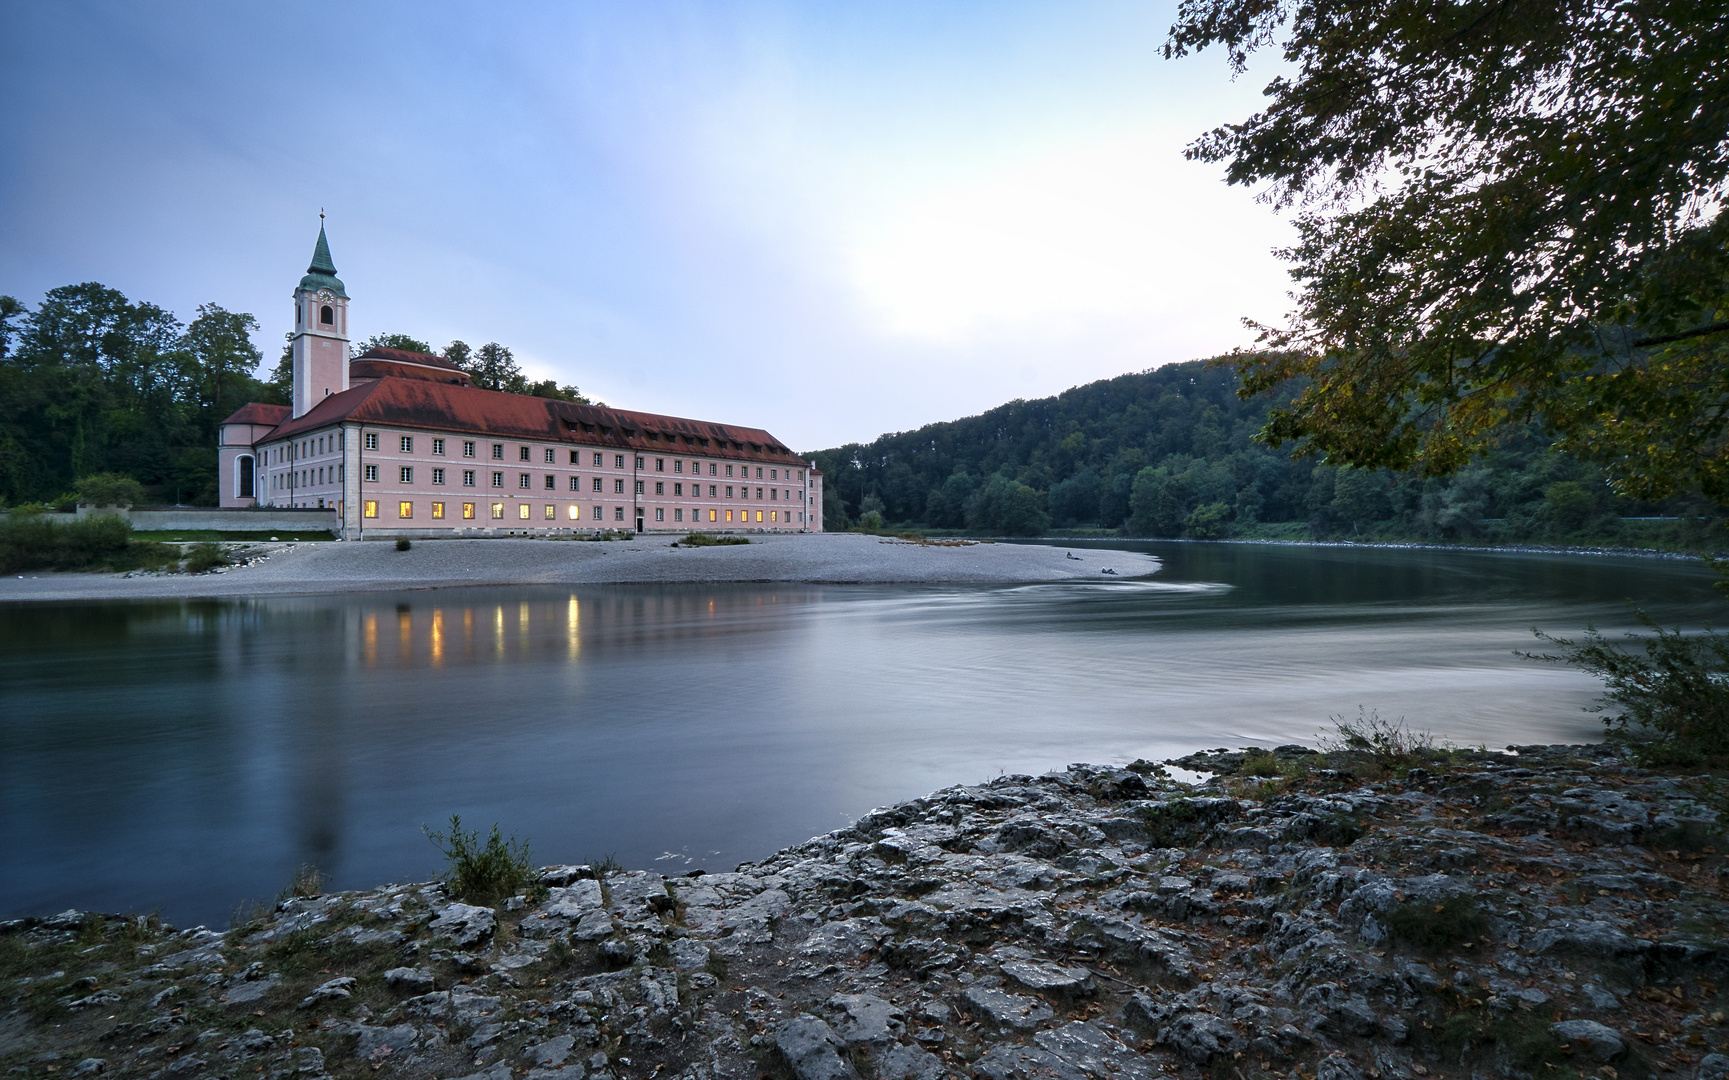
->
{"left": 0, "top": 541, "right": 1718, "bottom": 925}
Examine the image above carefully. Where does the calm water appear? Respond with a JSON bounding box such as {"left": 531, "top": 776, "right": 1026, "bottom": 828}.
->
{"left": 0, "top": 542, "right": 1719, "bottom": 926}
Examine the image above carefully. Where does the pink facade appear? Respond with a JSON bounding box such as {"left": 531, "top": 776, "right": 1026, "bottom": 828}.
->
{"left": 219, "top": 228, "right": 822, "bottom": 539}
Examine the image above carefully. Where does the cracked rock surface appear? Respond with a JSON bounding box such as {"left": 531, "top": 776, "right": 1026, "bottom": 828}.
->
{"left": 4, "top": 743, "right": 1729, "bottom": 1080}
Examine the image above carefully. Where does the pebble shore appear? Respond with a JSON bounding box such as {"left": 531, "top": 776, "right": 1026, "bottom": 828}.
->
{"left": 0, "top": 534, "right": 1156, "bottom": 603}
{"left": 5, "top": 743, "right": 1728, "bottom": 1080}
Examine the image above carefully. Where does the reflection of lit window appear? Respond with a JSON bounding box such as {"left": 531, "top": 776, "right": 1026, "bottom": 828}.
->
{"left": 567, "top": 504, "right": 580, "bottom": 520}
{"left": 545, "top": 504, "right": 555, "bottom": 519}
{"left": 519, "top": 503, "right": 531, "bottom": 520}
{"left": 491, "top": 503, "right": 504, "bottom": 519}
{"left": 432, "top": 502, "right": 445, "bottom": 519}
{"left": 364, "top": 500, "right": 378, "bottom": 518}
{"left": 462, "top": 502, "right": 475, "bottom": 519}
{"left": 399, "top": 501, "right": 413, "bottom": 518}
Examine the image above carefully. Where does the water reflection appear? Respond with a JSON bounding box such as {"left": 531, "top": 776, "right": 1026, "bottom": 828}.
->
{"left": 0, "top": 545, "right": 1718, "bottom": 926}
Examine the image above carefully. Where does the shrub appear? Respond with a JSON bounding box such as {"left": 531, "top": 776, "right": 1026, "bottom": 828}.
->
{"left": 72, "top": 472, "right": 146, "bottom": 508}
{"left": 680, "top": 532, "right": 748, "bottom": 547}
{"left": 424, "top": 814, "right": 536, "bottom": 906}
{"left": 395, "top": 537, "right": 412, "bottom": 551}
{"left": 1321, "top": 708, "right": 1445, "bottom": 775}
{"left": 0, "top": 513, "right": 169, "bottom": 573}
{"left": 283, "top": 864, "right": 323, "bottom": 899}
{"left": 1530, "top": 613, "right": 1729, "bottom": 767}
{"left": 181, "top": 541, "right": 230, "bottom": 573}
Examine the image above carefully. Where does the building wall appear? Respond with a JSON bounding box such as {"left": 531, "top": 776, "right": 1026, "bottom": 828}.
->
{"left": 258, "top": 422, "right": 816, "bottom": 538}
{"left": 218, "top": 421, "right": 282, "bottom": 507}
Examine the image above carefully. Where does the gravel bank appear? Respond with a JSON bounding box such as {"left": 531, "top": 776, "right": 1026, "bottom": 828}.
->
{"left": 5, "top": 743, "right": 1727, "bottom": 1080}
{"left": 0, "top": 534, "right": 1157, "bottom": 603}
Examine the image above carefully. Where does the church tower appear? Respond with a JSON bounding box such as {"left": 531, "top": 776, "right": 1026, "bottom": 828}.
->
{"left": 290, "top": 222, "right": 350, "bottom": 419}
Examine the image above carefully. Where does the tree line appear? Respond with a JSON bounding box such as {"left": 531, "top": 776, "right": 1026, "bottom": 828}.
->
{"left": 808, "top": 358, "right": 1726, "bottom": 549}
{"left": 0, "top": 284, "right": 586, "bottom": 507}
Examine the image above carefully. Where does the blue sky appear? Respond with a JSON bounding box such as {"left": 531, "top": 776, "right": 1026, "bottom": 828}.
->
{"left": 0, "top": 1, "right": 1293, "bottom": 450}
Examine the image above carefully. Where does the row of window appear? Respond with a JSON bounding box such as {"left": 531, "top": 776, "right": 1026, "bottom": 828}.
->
{"left": 351, "top": 464, "right": 801, "bottom": 503}
{"left": 360, "top": 501, "right": 802, "bottom": 525}
{"left": 354, "top": 431, "right": 802, "bottom": 480}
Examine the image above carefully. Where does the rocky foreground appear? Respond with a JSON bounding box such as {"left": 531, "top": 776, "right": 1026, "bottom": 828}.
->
{"left": 6, "top": 744, "right": 1729, "bottom": 1080}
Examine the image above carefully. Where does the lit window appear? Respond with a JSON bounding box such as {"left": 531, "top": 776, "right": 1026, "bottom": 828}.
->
{"left": 567, "top": 504, "right": 580, "bottom": 520}
{"left": 432, "top": 438, "right": 445, "bottom": 455}
{"left": 634, "top": 480, "right": 644, "bottom": 495}
{"left": 364, "top": 433, "right": 378, "bottom": 450}
{"left": 491, "top": 503, "right": 504, "bottom": 519}
{"left": 400, "top": 436, "right": 413, "bottom": 453}
{"left": 544, "top": 448, "right": 555, "bottom": 463}
{"left": 592, "top": 477, "right": 602, "bottom": 492}
{"left": 544, "top": 474, "right": 555, "bottom": 489}
{"left": 518, "top": 474, "right": 531, "bottom": 489}
{"left": 492, "top": 472, "right": 504, "bottom": 487}
{"left": 725, "top": 510, "right": 733, "bottom": 522}
{"left": 463, "top": 470, "right": 475, "bottom": 486}
{"left": 708, "top": 509, "right": 716, "bottom": 521}
{"left": 492, "top": 444, "right": 504, "bottom": 459}
{"left": 755, "top": 510, "right": 763, "bottom": 522}
{"left": 593, "top": 452, "right": 603, "bottom": 466}
{"left": 614, "top": 478, "right": 624, "bottom": 494}
{"left": 432, "top": 502, "right": 445, "bottom": 519}
{"left": 770, "top": 510, "right": 777, "bottom": 522}
{"left": 519, "top": 503, "right": 531, "bottom": 520}
{"left": 463, "top": 440, "right": 475, "bottom": 457}
{"left": 569, "top": 476, "right": 580, "bottom": 491}
{"left": 431, "top": 468, "right": 445, "bottom": 484}
{"left": 592, "top": 505, "right": 603, "bottom": 520}
{"left": 364, "top": 500, "right": 378, "bottom": 518}
{"left": 675, "top": 509, "right": 683, "bottom": 522}
{"left": 364, "top": 464, "right": 379, "bottom": 482}
{"left": 399, "top": 501, "right": 413, "bottom": 518}
{"left": 655, "top": 458, "right": 664, "bottom": 472}
{"left": 614, "top": 454, "right": 625, "bottom": 469}
{"left": 544, "top": 504, "right": 555, "bottom": 519}
{"left": 654, "top": 508, "right": 664, "bottom": 521}
{"left": 614, "top": 506, "right": 624, "bottom": 521}
{"left": 399, "top": 466, "right": 413, "bottom": 484}
{"left": 462, "top": 502, "right": 475, "bottom": 519}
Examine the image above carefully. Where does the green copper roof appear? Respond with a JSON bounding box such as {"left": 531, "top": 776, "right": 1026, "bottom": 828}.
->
{"left": 297, "top": 225, "right": 348, "bottom": 298}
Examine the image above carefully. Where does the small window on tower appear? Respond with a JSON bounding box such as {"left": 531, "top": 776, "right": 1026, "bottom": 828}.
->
{"left": 320, "top": 305, "right": 335, "bottom": 325}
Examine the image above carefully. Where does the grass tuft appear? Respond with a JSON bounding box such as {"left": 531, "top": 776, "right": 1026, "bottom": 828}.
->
{"left": 181, "top": 541, "right": 231, "bottom": 573}
{"left": 678, "top": 532, "right": 749, "bottom": 547}
{"left": 425, "top": 814, "right": 537, "bottom": 906}
{"left": 395, "top": 537, "right": 412, "bottom": 551}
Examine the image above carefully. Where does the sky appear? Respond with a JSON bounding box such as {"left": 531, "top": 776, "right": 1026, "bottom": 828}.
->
{"left": 0, "top": 1, "right": 1295, "bottom": 451}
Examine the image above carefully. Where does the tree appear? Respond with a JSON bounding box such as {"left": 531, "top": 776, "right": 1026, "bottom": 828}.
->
{"left": 965, "top": 474, "right": 1049, "bottom": 536}
{"left": 352, "top": 332, "right": 435, "bottom": 357}
{"left": 1167, "top": 0, "right": 1729, "bottom": 502}
{"left": 182, "top": 304, "right": 263, "bottom": 422}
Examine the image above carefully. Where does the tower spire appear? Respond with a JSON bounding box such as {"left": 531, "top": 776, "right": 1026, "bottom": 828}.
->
{"left": 299, "top": 218, "right": 347, "bottom": 297}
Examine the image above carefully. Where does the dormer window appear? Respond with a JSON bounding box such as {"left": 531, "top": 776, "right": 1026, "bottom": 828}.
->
{"left": 320, "top": 305, "right": 335, "bottom": 325}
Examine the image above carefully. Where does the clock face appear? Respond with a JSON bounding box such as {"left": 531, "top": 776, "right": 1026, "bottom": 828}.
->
{"left": 317, "top": 290, "right": 333, "bottom": 301}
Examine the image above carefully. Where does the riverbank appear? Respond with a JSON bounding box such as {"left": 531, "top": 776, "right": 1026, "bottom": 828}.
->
{"left": 5, "top": 743, "right": 1726, "bottom": 1080}
{"left": 0, "top": 533, "right": 1156, "bottom": 603}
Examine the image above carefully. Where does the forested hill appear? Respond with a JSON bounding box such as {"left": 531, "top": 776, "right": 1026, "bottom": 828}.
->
{"left": 806, "top": 359, "right": 1723, "bottom": 547}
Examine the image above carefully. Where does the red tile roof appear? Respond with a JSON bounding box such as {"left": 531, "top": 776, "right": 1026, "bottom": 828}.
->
{"left": 219, "top": 402, "right": 291, "bottom": 427}
{"left": 252, "top": 377, "right": 807, "bottom": 464}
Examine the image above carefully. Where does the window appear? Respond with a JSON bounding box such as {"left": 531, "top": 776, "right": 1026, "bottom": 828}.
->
{"left": 431, "top": 468, "right": 445, "bottom": 484}
{"left": 364, "top": 500, "right": 378, "bottom": 518}
{"left": 674, "top": 460, "right": 683, "bottom": 473}
{"left": 400, "top": 436, "right": 413, "bottom": 453}
{"left": 726, "top": 486, "right": 734, "bottom": 499}
{"left": 463, "top": 502, "right": 475, "bottom": 519}
{"left": 567, "top": 504, "right": 580, "bottom": 520}
{"left": 770, "top": 487, "right": 777, "bottom": 499}
{"left": 592, "top": 477, "right": 602, "bottom": 492}
{"left": 614, "top": 478, "right": 625, "bottom": 494}
{"left": 463, "top": 470, "right": 476, "bottom": 486}
{"left": 364, "top": 432, "right": 379, "bottom": 450}
{"left": 710, "top": 463, "right": 718, "bottom": 475}
{"left": 653, "top": 481, "right": 663, "bottom": 495}
{"left": 432, "top": 502, "right": 445, "bottom": 519}
{"left": 770, "top": 510, "right": 777, "bottom": 522}
{"left": 492, "top": 444, "right": 504, "bottom": 459}
{"left": 569, "top": 476, "right": 581, "bottom": 491}
{"left": 491, "top": 503, "right": 504, "bottom": 519}
{"left": 492, "top": 472, "right": 504, "bottom": 487}
{"left": 706, "top": 509, "right": 715, "bottom": 521}
{"left": 463, "top": 440, "right": 476, "bottom": 457}
{"left": 432, "top": 438, "right": 445, "bottom": 455}
{"left": 364, "top": 464, "right": 379, "bottom": 482}
{"left": 674, "top": 509, "right": 683, "bottom": 522}
{"left": 614, "top": 506, "right": 625, "bottom": 521}
{"left": 399, "top": 466, "right": 414, "bottom": 484}
{"left": 518, "top": 474, "right": 531, "bottom": 489}
{"left": 544, "top": 474, "right": 555, "bottom": 489}
{"left": 320, "top": 304, "right": 334, "bottom": 325}
{"left": 519, "top": 503, "right": 531, "bottom": 520}
{"left": 654, "top": 508, "right": 664, "bottom": 521}
{"left": 726, "top": 510, "right": 733, "bottom": 522}
{"left": 673, "top": 482, "right": 683, "bottom": 496}
{"left": 635, "top": 480, "right": 644, "bottom": 495}
{"left": 755, "top": 510, "right": 763, "bottom": 522}
{"left": 757, "top": 467, "right": 764, "bottom": 479}
{"left": 399, "top": 501, "right": 413, "bottom": 519}
{"left": 592, "top": 506, "right": 603, "bottom": 520}
{"left": 593, "top": 452, "right": 603, "bottom": 467}
{"left": 709, "top": 484, "right": 717, "bottom": 497}
{"left": 544, "top": 448, "right": 555, "bottom": 463}
{"left": 756, "top": 488, "right": 763, "bottom": 499}
{"left": 771, "top": 469, "right": 778, "bottom": 480}
{"left": 570, "top": 451, "right": 580, "bottom": 464}
{"left": 614, "top": 454, "right": 625, "bottom": 469}
{"left": 726, "top": 464, "right": 734, "bottom": 477}
{"left": 545, "top": 504, "right": 556, "bottom": 519}
{"left": 519, "top": 446, "right": 531, "bottom": 461}
{"left": 238, "top": 456, "right": 255, "bottom": 498}
{"left": 635, "top": 456, "right": 644, "bottom": 469}
{"left": 655, "top": 458, "right": 664, "bottom": 472}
